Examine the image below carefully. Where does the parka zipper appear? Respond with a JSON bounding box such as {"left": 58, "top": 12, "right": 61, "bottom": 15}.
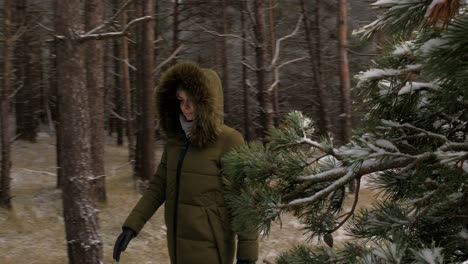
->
{"left": 173, "top": 139, "right": 190, "bottom": 264}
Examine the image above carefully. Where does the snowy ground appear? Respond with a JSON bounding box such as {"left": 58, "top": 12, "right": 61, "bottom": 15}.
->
{"left": 0, "top": 131, "right": 379, "bottom": 263}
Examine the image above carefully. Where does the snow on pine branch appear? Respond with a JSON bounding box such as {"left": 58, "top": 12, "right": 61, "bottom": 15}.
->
{"left": 398, "top": 81, "right": 439, "bottom": 95}
{"left": 420, "top": 38, "right": 449, "bottom": 55}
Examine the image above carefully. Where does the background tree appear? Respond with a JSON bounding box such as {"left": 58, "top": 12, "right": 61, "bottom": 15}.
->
{"left": 1, "top": 0, "right": 15, "bottom": 209}
{"left": 222, "top": 0, "right": 468, "bottom": 262}
{"left": 85, "top": 0, "right": 106, "bottom": 202}
{"left": 55, "top": 0, "right": 103, "bottom": 262}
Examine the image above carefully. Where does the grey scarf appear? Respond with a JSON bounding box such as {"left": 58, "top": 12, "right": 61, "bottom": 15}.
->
{"left": 179, "top": 114, "right": 193, "bottom": 139}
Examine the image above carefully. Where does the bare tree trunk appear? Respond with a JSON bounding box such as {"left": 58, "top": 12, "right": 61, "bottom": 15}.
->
{"left": 253, "top": 0, "right": 274, "bottom": 138}
{"left": 85, "top": 0, "right": 106, "bottom": 202}
{"left": 338, "top": 0, "right": 354, "bottom": 193}
{"left": 120, "top": 10, "right": 135, "bottom": 163}
{"left": 268, "top": 0, "right": 279, "bottom": 126}
{"left": 1, "top": 0, "right": 14, "bottom": 209}
{"left": 55, "top": 0, "right": 103, "bottom": 262}
{"left": 338, "top": 0, "right": 352, "bottom": 142}
{"left": 219, "top": 0, "right": 230, "bottom": 119}
{"left": 300, "top": 0, "right": 332, "bottom": 135}
{"left": 172, "top": 0, "right": 180, "bottom": 65}
{"left": 240, "top": 0, "right": 252, "bottom": 141}
{"left": 113, "top": 36, "right": 124, "bottom": 146}
{"left": 14, "top": 0, "right": 40, "bottom": 142}
{"left": 51, "top": 1, "right": 63, "bottom": 189}
{"left": 134, "top": 0, "right": 155, "bottom": 191}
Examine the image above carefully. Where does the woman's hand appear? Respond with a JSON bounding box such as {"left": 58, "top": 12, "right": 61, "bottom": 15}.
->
{"left": 113, "top": 227, "right": 136, "bottom": 262}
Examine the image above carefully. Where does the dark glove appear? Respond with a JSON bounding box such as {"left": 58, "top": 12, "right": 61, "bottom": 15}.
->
{"left": 237, "top": 260, "right": 256, "bottom": 264}
{"left": 113, "top": 227, "right": 136, "bottom": 262}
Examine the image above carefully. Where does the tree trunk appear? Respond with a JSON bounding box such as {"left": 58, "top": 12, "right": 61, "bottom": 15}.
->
{"left": 338, "top": 0, "right": 352, "bottom": 142}
{"left": 85, "top": 0, "right": 106, "bottom": 202}
{"left": 113, "top": 37, "right": 124, "bottom": 146}
{"left": 134, "top": 0, "right": 155, "bottom": 191}
{"left": 55, "top": 0, "right": 103, "bottom": 262}
{"left": 240, "top": 0, "right": 252, "bottom": 141}
{"left": 300, "top": 0, "right": 332, "bottom": 135}
{"left": 14, "top": 0, "right": 40, "bottom": 142}
{"left": 253, "top": 0, "right": 274, "bottom": 138}
{"left": 338, "top": 0, "right": 354, "bottom": 193}
{"left": 1, "top": 0, "right": 14, "bottom": 209}
{"left": 172, "top": 0, "right": 180, "bottom": 65}
{"left": 120, "top": 10, "right": 135, "bottom": 163}
{"left": 268, "top": 0, "right": 280, "bottom": 126}
{"left": 219, "top": 0, "right": 230, "bottom": 120}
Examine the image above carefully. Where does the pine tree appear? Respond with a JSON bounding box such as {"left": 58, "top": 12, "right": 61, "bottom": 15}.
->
{"left": 222, "top": 1, "right": 468, "bottom": 263}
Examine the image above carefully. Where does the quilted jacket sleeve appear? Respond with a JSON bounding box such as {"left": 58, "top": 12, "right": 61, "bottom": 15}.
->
{"left": 123, "top": 145, "right": 168, "bottom": 234}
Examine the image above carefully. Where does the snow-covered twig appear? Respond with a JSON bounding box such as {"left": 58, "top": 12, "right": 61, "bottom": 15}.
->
{"left": 269, "top": 15, "right": 303, "bottom": 69}
{"left": 196, "top": 24, "right": 256, "bottom": 47}
{"left": 152, "top": 45, "right": 184, "bottom": 75}
{"left": 242, "top": 61, "right": 258, "bottom": 71}
{"left": 85, "top": 0, "right": 136, "bottom": 36}
{"left": 268, "top": 56, "right": 308, "bottom": 92}
{"left": 22, "top": 168, "right": 56, "bottom": 176}
{"left": 79, "top": 16, "right": 152, "bottom": 41}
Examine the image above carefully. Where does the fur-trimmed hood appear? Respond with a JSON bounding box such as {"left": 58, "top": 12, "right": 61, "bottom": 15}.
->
{"left": 156, "top": 62, "right": 224, "bottom": 148}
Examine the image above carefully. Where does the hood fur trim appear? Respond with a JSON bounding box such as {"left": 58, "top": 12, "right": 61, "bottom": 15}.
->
{"left": 156, "top": 62, "right": 224, "bottom": 148}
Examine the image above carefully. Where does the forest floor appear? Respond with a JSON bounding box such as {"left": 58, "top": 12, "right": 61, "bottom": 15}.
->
{"left": 0, "top": 130, "right": 380, "bottom": 264}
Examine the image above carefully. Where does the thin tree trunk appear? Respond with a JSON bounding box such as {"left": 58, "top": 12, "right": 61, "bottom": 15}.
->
{"left": 134, "top": 0, "right": 155, "bottom": 191}
{"left": 268, "top": 0, "right": 280, "bottom": 126}
{"left": 51, "top": 1, "right": 63, "bottom": 189}
{"left": 172, "top": 0, "right": 180, "bottom": 65}
{"left": 113, "top": 37, "right": 124, "bottom": 146}
{"left": 120, "top": 10, "right": 135, "bottom": 163}
{"left": 253, "top": 0, "right": 274, "bottom": 138}
{"left": 220, "top": 0, "right": 230, "bottom": 119}
{"left": 300, "top": 0, "right": 332, "bottom": 135}
{"left": 14, "top": 0, "right": 40, "bottom": 142}
{"left": 338, "top": 0, "right": 352, "bottom": 142}
{"left": 1, "top": 0, "right": 14, "bottom": 209}
{"left": 240, "top": 0, "right": 252, "bottom": 141}
{"left": 55, "top": 0, "right": 103, "bottom": 262}
{"left": 338, "top": 0, "right": 354, "bottom": 193}
{"left": 85, "top": 0, "right": 106, "bottom": 202}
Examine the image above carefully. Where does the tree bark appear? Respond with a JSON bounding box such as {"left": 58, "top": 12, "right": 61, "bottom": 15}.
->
{"left": 120, "top": 10, "right": 135, "bottom": 163}
{"left": 134, "top": 0, "right": 155, "bottom": 191}
{"left": 240, "top": 0, "right": 252, "bottom": 141}
{"left": 338, "top": 0, "right": 354, "bottom": 193}
{"left": 85, "top": 0, "right": 107, "bottom": 202}
{"left": 253, "top": 0, "right": 274, "bottom": 138}
{"left": 219, "top": 0, "right": 230, "bottom": 120}
{"left": 13, "top": 0, "right": 40, "bottom": 142}
{"left": 1, "top": 0, "right": 14, "bottom": 209}
{"left": 172, "top": 0, "right": 180, "bottom": 65}
{"left": 338, "top": 0, "right": 352, "bottom": 142}
{"left": 300, "top": 0, "right": 332, "bottom": 135}
{"left": 55, "top": 0, "right": 103, "bottom": 262}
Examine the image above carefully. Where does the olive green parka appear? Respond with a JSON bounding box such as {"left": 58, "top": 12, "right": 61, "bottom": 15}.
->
{"left": 123, "top": 62, "right": 259, "bottom": 264}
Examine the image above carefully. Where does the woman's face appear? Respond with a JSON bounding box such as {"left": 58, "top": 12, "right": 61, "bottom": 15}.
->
{"left": 176, "top": 90, "right": 194, "bottom": 121}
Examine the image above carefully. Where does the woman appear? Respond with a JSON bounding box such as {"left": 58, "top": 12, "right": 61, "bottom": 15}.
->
{"left": 113, "top": 62, "right": 258, "bottom": 264}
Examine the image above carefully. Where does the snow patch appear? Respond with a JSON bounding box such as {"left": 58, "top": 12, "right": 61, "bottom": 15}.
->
{"left": 375, "top": 139, "right": 399, "bottom": 152}
{"left": 358, "top": 68, "right": 401, "bottom": 81}
{"left": 420, "top": 38, "right": 449, "bottom": 55}
{"left": 398, "top": 82, "right": 439, "bottom": 95}
{"left": 372, "top": 0, "right": 403, "bottom": 6}
{"left": 414, "top": 247, "right": 444, "bottom": 264}
{"left": 393, "top": 43, "right": 412, "bottom": 56}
